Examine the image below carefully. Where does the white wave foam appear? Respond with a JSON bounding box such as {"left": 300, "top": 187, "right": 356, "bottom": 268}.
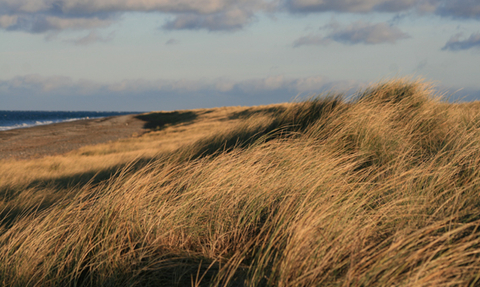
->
{"left": 0, "top": 117, "right": 95, "bottom": 131}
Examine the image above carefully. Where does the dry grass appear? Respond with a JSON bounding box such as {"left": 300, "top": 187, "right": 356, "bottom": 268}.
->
{"left": 1, "top": 78, "right": 480, "bottom": 286}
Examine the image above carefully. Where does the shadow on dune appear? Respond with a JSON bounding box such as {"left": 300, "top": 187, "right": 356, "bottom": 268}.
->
{"left": 136, "top": 111, "right": 198, "bottom": 130}
{"left": 85, "top": 255, "right": 247, "bottom": 287}
{"left": 182, "top": 97, "right": 344, "bottom": 160}
{"left": 227, "top": 106, "right": 287, "bottom": 120}
{"left": 0, "top": 156, "right": 158, "bottom": 230}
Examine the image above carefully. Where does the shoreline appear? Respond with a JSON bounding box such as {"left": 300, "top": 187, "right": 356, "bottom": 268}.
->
{"left": 0, "top": 116, "right": 101, "bottom": 132}
{"left": 0, "top": 114, "right": 147, "bottom": 160}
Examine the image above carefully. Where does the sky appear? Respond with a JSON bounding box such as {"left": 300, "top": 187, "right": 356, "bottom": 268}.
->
{"left": 0, "top": 0, "right": 479, "bottom": 111}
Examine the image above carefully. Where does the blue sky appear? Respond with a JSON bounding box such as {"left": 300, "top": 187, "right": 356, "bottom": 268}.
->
{"left": 1, "top": 0, "right": 479, "bottom": 111}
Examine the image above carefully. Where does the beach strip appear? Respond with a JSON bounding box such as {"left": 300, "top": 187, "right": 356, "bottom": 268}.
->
{"left": 0, "top": 114, "right": 146, "bottom": 160}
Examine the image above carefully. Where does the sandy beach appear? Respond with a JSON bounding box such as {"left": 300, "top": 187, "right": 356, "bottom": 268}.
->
{"left": 0, "top": 114, "right": 146, "bottom": 160}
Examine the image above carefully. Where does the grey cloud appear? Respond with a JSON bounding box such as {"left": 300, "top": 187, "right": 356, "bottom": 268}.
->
{"left": 436, "top": 0, "right": 480, "bottom": 19}
{"left": 414, "top": 59, "right": 428, "bottom": 72}
{"left": 163, "top": 8, "right": 254, "bottom": 31}
{"left": 294, "top": 21, "right": 409, "bottom": 47}
{"left": 293, "top": 34, "right": 331, "bottom": 47}
{"left": 68, "top": 31, "right": 114, "bottom": 45}
{"left": 0, "top": 0, "right": 234, "bottom": 15}
{"left": 165, "top": 38, "right": 179, "bottom": 45}
{"left": 442, "top": 33, "right": 480, "bottom": 51}
{"left": 331, "top": 21, "right": 409, "bottom": 44}
{"left": 6, "top": 14, "right": 113, "bottom": 33}
{"left": 374, "top": 0, "right": 418, "bottom": 12}
{"left": 284, "top": 0, "right": 480, "bottom": 20}
{"left": 48, "top": 0, "right": 231, "bottom": 15}
{"left": 284, "top": 0, "right": 419, "bottom": 13}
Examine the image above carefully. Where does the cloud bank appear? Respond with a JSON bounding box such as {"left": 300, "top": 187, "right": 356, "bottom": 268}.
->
{"left": 2, "top": 74, "right": 478, "bottom": 111}
{"left": 0, "top": 74, "right": 360, "bottom": 111}
{"left": 1, "top": 0, "right": 480, "bottom": 36}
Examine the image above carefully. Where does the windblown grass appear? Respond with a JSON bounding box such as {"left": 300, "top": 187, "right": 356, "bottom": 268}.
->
{"left": 1, "top": 78, "right": 480, "bottom": 286}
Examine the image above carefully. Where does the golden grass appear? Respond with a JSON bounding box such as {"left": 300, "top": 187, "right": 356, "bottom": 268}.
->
{"left": 1, "top": 78, "right": 480, "bottom": 286}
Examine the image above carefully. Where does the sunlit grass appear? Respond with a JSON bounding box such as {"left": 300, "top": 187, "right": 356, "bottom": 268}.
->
{"left": 1, "top": 78, "right": 480, "bottom": 286}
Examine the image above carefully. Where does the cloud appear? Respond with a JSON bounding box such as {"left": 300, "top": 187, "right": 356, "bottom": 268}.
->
{"left": 67, "top": 30, "right": 114, "bottom": 45}
{"left": 4, "top": 74, "right": 75, "bottom": 92}
{"left": 414, "top": 59, "right": 428, "bottom": 72}
{"left": 330, "top": 21, "right": 409, "bottom": 44}
{"left": 293, "top": 34, "right": 331, "bottom": 47}
{"left": 284, "top": 0, "right": 480, "bottom": 20}
{"left": 0, "top": 74, "right": 360, "bottom": 110}
{"left": 442, "top": 33, "right": 480, "bottom": 51}
{"left": 435, "top": 0, "right": 480, "bottom": 19}
{"left": 2, "top": 0, "right": 480, "bottom": 37}
{"left": 0, "top": 14, "right": 18, "bottom": 28}
{"left": 0, "top": 74, "right": 338, "bottom": 94}
{"left": 6, "top": 14, "right": 113, "bottom": 33}
{"left": 0, "top": 0, "right": 232, "bottom": 15}
{"left": 0, "top": 0, "right": 269, "bottom": 34}
{"left": 294, "top": 21, "right": 409, "bottom": 47}
{"left": 163, "top": 8, "right": 255, "bottom": 31}
{"left": 284, "top": 0, "right": 422, "bottom": 13}
{"left": 165, "top": 38, "right": 179, "bottom": 45}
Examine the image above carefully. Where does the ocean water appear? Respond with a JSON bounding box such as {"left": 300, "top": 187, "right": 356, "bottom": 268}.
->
{"left": 0, "top": 111, "right": 140, "bottom": 131}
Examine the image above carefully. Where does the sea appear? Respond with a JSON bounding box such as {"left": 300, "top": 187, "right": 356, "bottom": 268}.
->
{"left": 0, "top": 111, "right": 140, "bottom": 131}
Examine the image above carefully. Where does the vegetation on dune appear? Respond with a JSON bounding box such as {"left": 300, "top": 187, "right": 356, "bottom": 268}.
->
{"left": 1, "top": 78, "right": 480, "bottom": 286}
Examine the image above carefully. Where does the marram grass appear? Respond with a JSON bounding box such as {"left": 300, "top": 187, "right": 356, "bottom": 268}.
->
{"left": 1, "top": 79, "right": 480, "bottom": 286}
